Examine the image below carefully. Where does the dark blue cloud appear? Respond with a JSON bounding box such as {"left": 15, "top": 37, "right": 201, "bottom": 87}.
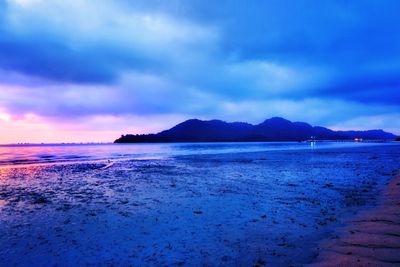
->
{"left": 318, "top": 75, "right": 400, "bottom": 105}
{"left": 0, "top": 28, "right": 162, "bottom": 84}
{"left": 2, "top": 1, "right": 399, "bottom": 102}
{"left": 167, "top": 0, "right": 400, "bottom": 62}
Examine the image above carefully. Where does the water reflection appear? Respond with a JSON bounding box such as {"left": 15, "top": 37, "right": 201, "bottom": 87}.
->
{"left": 0, "top": 142, "right": 390, "bottom": 167}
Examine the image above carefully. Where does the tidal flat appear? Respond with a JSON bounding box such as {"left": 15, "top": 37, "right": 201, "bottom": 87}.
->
{"left": 0, "top": 143, "right": 399, "bottom": 266}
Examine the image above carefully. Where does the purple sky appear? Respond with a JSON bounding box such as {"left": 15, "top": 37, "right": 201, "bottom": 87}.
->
{"left": 0, "top": 0, "right": 399, "bottom": 143}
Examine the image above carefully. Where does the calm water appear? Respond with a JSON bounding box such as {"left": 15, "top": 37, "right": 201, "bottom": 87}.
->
{"left": 0, "top": 141, "right": 391, "bottom": 166}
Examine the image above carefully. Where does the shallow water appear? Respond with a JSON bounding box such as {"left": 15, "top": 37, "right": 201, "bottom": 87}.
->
{"left": 0, "top": 142, "right": 399, "bottom": 266}
{"left": 0, "top": 141, "right": 390, "bottom": 166}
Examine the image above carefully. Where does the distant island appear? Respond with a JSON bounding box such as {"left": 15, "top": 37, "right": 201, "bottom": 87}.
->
{"left": 114, "top": 117, "right": 398, "bottom": 143}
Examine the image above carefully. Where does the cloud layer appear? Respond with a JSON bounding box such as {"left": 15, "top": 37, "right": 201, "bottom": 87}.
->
{"left": 0, "top": 0, "right": 399, "bottom": 142}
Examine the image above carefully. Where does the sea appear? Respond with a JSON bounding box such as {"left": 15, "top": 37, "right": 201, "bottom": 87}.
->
{"left": 0, "top": 141, "right": 394, "bottom": 167}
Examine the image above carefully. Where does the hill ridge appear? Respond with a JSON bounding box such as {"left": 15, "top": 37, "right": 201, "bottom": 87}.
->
{"left": 115, "top": 117, "right": 397, "bottom": 143}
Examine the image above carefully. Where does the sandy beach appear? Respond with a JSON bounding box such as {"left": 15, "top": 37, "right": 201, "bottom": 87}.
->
{"left": 0, "top": 142, "right": 399, "bottom": 266}
{"left": 310, "top": 174, "right": 400, "bottom": 266}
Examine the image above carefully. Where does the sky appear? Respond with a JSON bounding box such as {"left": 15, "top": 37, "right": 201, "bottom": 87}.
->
{"left": 0, "top": 0, "right": 399, "bottom": 143}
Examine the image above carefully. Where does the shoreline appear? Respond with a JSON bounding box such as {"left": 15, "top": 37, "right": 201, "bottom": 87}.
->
{"left": 1, "top": 142, "right": 397, "bottom": 169}
{"left": 310, "top": 174, "right": 400, "bottom": 266}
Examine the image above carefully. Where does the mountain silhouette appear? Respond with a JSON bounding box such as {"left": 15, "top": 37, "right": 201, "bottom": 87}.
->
{"left": 114, "top": 117, "right": 397, "bottom": 143}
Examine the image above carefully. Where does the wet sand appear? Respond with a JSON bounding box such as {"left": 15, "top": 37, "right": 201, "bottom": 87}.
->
{"left": 311, "top": 175, "right": 400, "bottom": 266}
{"left": 0, "top": 144, "right": 399, "bottom": 266}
